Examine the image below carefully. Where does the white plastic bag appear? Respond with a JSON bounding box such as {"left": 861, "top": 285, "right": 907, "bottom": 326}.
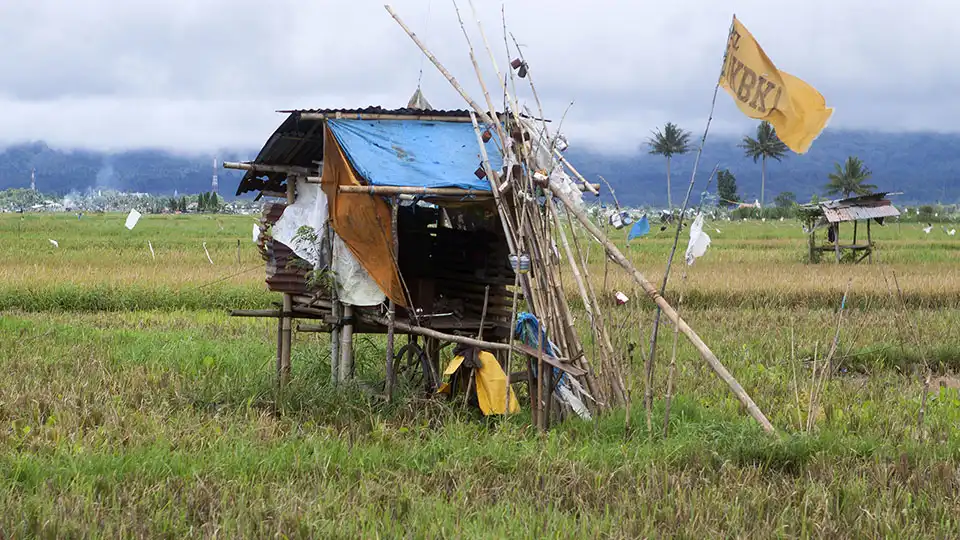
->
{"left": 685, "top": 213, "right": 711, "bottom": 265}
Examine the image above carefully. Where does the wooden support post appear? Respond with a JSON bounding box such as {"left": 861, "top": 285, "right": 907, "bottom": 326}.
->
{"left": 329, "top": 230, "right": 341, "bottom": 385}
{"left": 340, "top": 305, "right": 354, "bottom": 381}
{"left": 834, "top": 224, "right": 842, "bottom": 263}
{"left": 528, "top": 356, "right": 539, "bottom": 427}
{"left": 275, "top": 312, "right": 284, "bottom": 387}
{"left": 542, "top": 352, "right": 553, "bottom": 430}
{"left": 236, "top": 239, "right": 241, "bottom": 266}
{"left": 280, "top": 294, "right": 293, "bottom": 385}
{"left": 425, "top": 336, "right": 440, "bottom": 384}
{"left": 277, "top": 175, "right": 298, "bottom": 386}
{"left": 808, "top": 229, "right": 816, "bottom": 263}
{"left": 385, "top": 197, "right": 399, "bottom": 401}
{"left": 852, "top": 220, "right": 858, "bottom": 246}
{"left": 536, "top": 321, "right": 546, "bottom": 432}
{"left": 867, "top": 219, "right": 873, "bottom": 263}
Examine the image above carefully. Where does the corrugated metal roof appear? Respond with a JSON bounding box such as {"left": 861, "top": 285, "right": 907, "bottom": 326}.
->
{"left": 822, "top": 204, "right": 900, "bottom": 223}
{"left": 804, "top": 192, "right": 902, "bottom": 223}
{"left": 278, "top": 106, "right": 475, "bottom": 118}
{"left": 236, "top": 107, "right": 480, "bottom": 196}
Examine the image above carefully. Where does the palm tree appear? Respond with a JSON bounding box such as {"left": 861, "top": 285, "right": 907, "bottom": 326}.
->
{"left": 647, "top": 122, "right": 691, "bottom": 209}
{"left": 825, "top": 156, "right": 877, "bottom": 198}
{"left": 716, "top": 169, "right": 739, "bottom": 205}
{"left": 739, "top": 121, "right": 788, "bottom": 208}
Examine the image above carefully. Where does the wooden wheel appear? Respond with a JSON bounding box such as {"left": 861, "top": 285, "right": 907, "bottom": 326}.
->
{"left": 394, "top": 342, "right": 440, "bottom": 394}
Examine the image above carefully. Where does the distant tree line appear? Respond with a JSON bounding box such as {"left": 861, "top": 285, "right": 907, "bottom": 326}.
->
{"left": 646, "top": 120, "right": 882, "bottom": 215}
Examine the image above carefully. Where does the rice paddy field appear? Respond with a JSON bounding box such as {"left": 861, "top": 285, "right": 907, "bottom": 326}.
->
{"left": 2, "top": 211, "right": 960, "bottom": 538}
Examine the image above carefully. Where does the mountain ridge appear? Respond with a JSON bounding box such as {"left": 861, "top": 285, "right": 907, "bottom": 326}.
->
{"left": 2, "top": 130, "right": 958, "bottom": 205}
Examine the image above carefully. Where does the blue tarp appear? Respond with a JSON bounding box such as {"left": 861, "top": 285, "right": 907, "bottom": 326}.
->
{"left": 327, "top": 119, "right": 502, "bottom": 191}
{"left": 627, "top": 215, "right": 650, "bottom": 240}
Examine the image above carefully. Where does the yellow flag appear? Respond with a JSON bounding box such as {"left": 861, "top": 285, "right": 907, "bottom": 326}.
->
{"left": 720, "top": 16, "right": 833, "bottom": 154}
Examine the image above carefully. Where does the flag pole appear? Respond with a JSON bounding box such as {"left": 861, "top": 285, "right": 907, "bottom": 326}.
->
{"left": 643, "top": 14, "right": 737, "bottom": 433}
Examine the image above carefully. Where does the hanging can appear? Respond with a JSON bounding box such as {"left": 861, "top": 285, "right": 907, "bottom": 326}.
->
{"left": 609, "top": 211, "right": 624, "bottom": 230}
{"left": 509, "top": 253, "right": 531, "bottom": 274}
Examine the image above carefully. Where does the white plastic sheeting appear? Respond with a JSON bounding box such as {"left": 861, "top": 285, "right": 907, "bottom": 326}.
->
{"left": 685, "top": 212, "right": 711, "bottom": 266}
{"left": 125, "top": 209, "right": 141, "bottom": 230}
{"left": 271, "top": 181, "right": 327, "bottom": 266}
{"left": 271, "top": 178, "right": 385, "bottom": 307}
{"left": 333, "top": 235, "right": 385, "bottom": 306}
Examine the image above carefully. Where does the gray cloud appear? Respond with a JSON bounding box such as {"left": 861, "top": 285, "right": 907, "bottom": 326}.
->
{"left": 0, "top": 0, "right": 957, "bottom": 155}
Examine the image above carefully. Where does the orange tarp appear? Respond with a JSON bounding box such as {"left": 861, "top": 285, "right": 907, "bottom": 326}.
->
{"left": 322, "top": 125, "right": 406, "bottom": 307}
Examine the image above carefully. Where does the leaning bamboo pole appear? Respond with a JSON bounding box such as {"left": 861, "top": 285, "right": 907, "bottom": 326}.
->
{"left": 547, "top": 200, "right": 603, "bottom": 405}
{"left": 386, "top": 3, "right": 772, "bottom": 433}
{"left": 385, "top": 6, "right": 497, "bottom": 128}
{"left": 548, "top": 181, "right": 775, "bottom": 434}
{"left": 561, "top": 209, "right": 624, "bottom": 406}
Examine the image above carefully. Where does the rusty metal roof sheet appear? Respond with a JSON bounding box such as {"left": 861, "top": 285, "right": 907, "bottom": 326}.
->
{"left": 801, "top": 192, "right": 901, "bottom": 223}
{"left": 822, "top": 204, "right": 900, "bottom": 223}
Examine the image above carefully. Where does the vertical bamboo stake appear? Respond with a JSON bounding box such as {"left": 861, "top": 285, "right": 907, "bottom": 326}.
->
{"left": 148, "top": 241, "right": 156, "bottom": 260}
{"left": 329, "top": 236, "right": 341, "bottom": 385}
{"left": 663, "top": 275, "right": 687, "bottom": 438}
{"left": 662, "top": 315, "right": 680, "bottom": 437}
{"left": 564, "top": 212, "right": 616, "bottom": 406}
{"left": 236, "top": 239, "right": 241, "bottom": 265}
{"left": 384, "top": 197, "right": 399, "bottom": 401}
{"left": 891, "top": 272, "right": 932, "bottom": 439}
{"left": 477, "top": 285, "right": 490, "bottom": 340}
{"left": 538, "top": 286, "right": 550, "bottom": 431}
{"left": 549, "top": 200, "right": 603, "bottom": 402}
{"left": 806, "top": 341, "right": 820, "bottom": 432}
{"left": 644, "top": 164, "right": 720, "bottom": 430}
{"left": 643, "top": 19, "right": 733, "bottom": 426}
{"left": 790, "top": 323, "right": 804, "bottom": 431}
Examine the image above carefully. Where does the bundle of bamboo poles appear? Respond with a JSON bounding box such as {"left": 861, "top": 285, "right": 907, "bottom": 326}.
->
{"left": 385, "top": 2, "right": 776, "bottom": 434}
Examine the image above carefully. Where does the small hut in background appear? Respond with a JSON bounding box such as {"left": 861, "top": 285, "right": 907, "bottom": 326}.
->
{"left": 799, "top": 192, "right": 900, "bottom": 263}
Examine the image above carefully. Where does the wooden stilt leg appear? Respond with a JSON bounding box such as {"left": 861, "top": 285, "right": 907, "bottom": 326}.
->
{"left": 834, "top": 224, "right": 842, "bottom": 263}
{"left": 340, "top": 305, "right": 354, "bottom": 381}
{"left": 385, "top": 198, "right": 399, "bottom": 401}
{"left": 280, "top": 294, "right": 293, "bottom": 386}
{"left": 276, "top": 313, "right": 284, "bottom": 388}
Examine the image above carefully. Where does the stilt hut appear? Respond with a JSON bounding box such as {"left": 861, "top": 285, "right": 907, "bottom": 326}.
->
{"left": 226, "top": 106, "right": 594, "bottom": 420}
{"left": 799, "top": 192, "right": 900, "bottom": 263}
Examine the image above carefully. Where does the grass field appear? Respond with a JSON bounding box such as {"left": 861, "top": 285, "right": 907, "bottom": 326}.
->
{"left": 2, "top": 211, "right": 960, "bottom": 537}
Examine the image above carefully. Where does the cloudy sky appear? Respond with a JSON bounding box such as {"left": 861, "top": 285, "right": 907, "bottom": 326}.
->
{"left": 1, "top": 0, "right": 956, "bottom": 155}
